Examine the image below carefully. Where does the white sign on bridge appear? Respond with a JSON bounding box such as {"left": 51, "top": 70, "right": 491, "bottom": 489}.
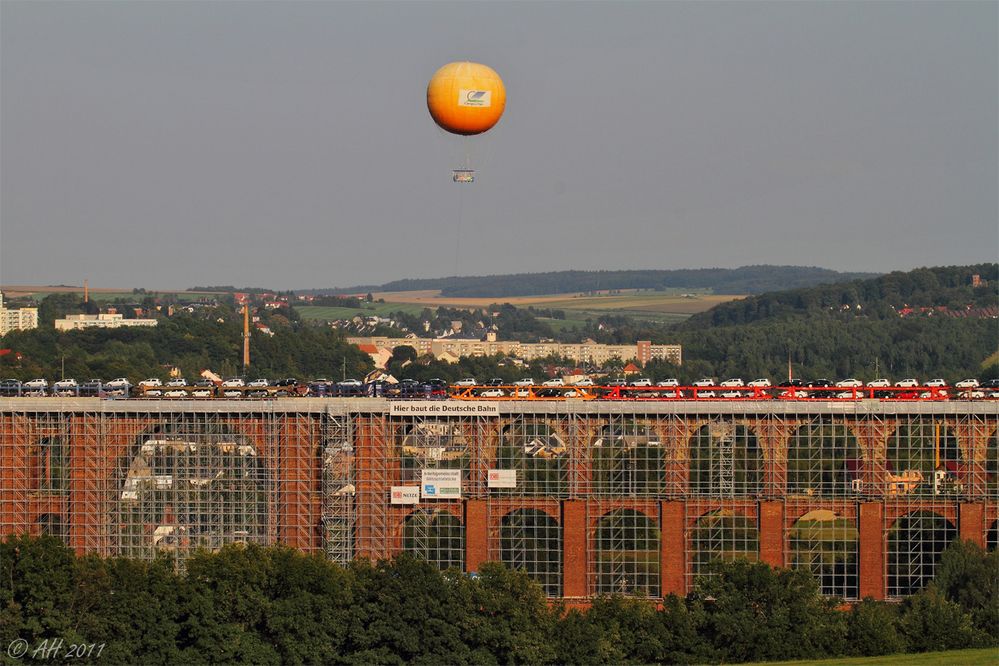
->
{"left": 389, "top": 401, "right": 499, "bottom": 417}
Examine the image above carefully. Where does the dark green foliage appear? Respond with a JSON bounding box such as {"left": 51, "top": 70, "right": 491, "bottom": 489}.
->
{"left": 931, "top": 540, "right": 999, "bottom": 640}
{"left": 844, "top": 599, "right": 907, "bottom": 656}
{"left": 692, "top": 559, "right": 846, "bottom": 662}
{"left": 364, "top": 265, "right": 877, "bottom": 298}
{"left": 2, "top": 535, "right": 995, "bottom": 664}
{"left": 899, "top": 586, "right": 984, "bottom": 652}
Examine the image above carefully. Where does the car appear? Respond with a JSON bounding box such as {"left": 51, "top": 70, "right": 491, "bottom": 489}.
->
{"left": 692, "top": 378, "right": 715, "bottom": 387}
{"left": 835, "top": 391, "right": 862, "bottom": 400}
{"left": 866, "top": 378, "right": 891, "bottom": 388}
{"left": 779, "top": 379, "right": 806, "bottom": 388}
{"left": 809, "top": 379, "right": 833, "bottom": 388}
{"left": 248, "top": 378, "right": 269, "bottom": 387}
{"left": 630, "top": 378, "right": 652, "bottom": 387}
{"left": 955, "top": 378, "right": 980, "bottom": 389}
{"left": 983, "top": 379, "right": 999, "bottom": 389}
{"left": 512, "top": 387, "right": 533, "bottom": 397}
{"left": 719, "top": 378, "right": 744, "bottom": 387}
{"left": 23, "top": 378, "right": 48, "bottom": 389}
{"left": 222, "top": 378, "right": 245, "bottom": 387}
{"left": 514, "top": 378, "right": 535, "bottom": 386}
{"left": 924, "top": 378, "right": 947, "bottom": 388}
{"left": 747, "top": 378, "right": 771, "bottom": 387}
{"left": 894, "top": 378, "right": 919, "bottom": 388}
{"left": 485, "top": 378, "right": 505, "bottom": 386}
{"left": 0, "top": 379, "right": 22, "bottom": 393}
{"left": 191, "top": 388, "right": 212, "bottom": 398}
{"left": 479, "top": 388, "right": 505, "bottom": 397}
{"left": 164, "top": 389, "right": 187, "bottom": 398}
{"left": 223, "top": 389, "right": 242, "bottom": 398}
{"left": 139, "top": 378, "right": 162, "bottom": 388}
{"left": 105, "top": 378, "right": 131, "bottom": 389}
{"left": 274, "top": 378, "right": 299, "bottom": 387}
{"left": 562, "top": 389, "right": 585, "bottom": 398}
{"left": 338, "top": 379, "right": 363, "bottom": 387}
{"left": 453, "top": 378, "right": 477, "bottom": 387}
{"left": 145, "top": 389, "right": 162, "bottom": 397}
{"left": 543, "top": 378, "right": 565, "bottom": 386}
{"left": 166, "top": 378, "right": 187, "bottom": 387}
{"left": 721, "top": 390, "right": 744, "bottom": 398}
{"left": 607, "top": 379, "right": 628, "bottom": 387}
{"left": 656, "top": 378, "right": 679, "bottom": 387}
{"left": 194, "top": 379, "right": 215, "bottom": 387}
{"left": 697, "top": 390, "right": 717, "bottom": 398}
{"left": 835, "top": 379, "right": 863, "bottom": 388}
{"left": 53, "top": 379, "right": 78, "bottom": 390}
{"left": 575, "top": 378, "right": 595, "bottom": 386}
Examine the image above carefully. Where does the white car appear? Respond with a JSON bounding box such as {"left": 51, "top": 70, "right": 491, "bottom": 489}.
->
{"left": 924, "top": 378, "right": 947, "bottom": 388}
{"left": 248, "top": 378, "right": 269, "bottom": 387}
{"left": 191, "top": 389, "right": 212, "bottom": 398}
{"left": 697, "top": 390, "right": 717, "bottom": 398}
{"left": 747, "top": 378, "right": 771, "bottom": 387}
{"left": 53, "top": 379, "right": 78, "bottom": 390}
{"left": 338, "top": 379, "right": 363, "bottom": 387}
{"left": 23, "top": 378, "right": 48, "bottom": 389}
{"left": 955, "top": 378, "right": 980, "bottom": 389}
{"left": 692, "top": 378, "right": 715, "bottom": 387}
{"left": 835, "top": 379, "right": 863, "bottom": 388}
{"left": 895, "top": 378, "right": 919, "bottom": 388}
{"left": 222, "top": 378, "right": 245, "bottom": 387}
{"left": 721, "top": 390, "right": 744, "bottom": 398}
{"left": 166, "top": 378, "right": 187, "bottom": 387}
{"left": 139, "top": 378, "right": 162, "bottom": 388}
{"left": 630, "top": 378, "right": 652, "bottom": 387}
{"left": 574, "top": 378, "right": 595, "bottom": 386}
{"left": 223, "top": 389, "right": 242, "bottom": 398}
{"left": 835, "top": 391, "right": 862, "bottom": 400}
{"left": 145, "top": 389, "right": 162, "bottom": 397}
{"left": 479, "top": 388, "right": 505, "bottom": 397}
{"left": 453, "top": 378, "right": 477, "bottom": 387}
{"left": 542, "top": 378, "right": 565, "bottom": 386}
{"left": 866, "top": 379, "right": 890, "bottom": 388}
{"left": 719, "top": 378, "right": 744, "bottom": 387}
{"left": 656, "top": 378, "right": 680, "bottom": 387}
{"left": 164, "top": 389, "right": 187, "bottom": 398}
{"left": 514, "top": 378, "right": 535, "bottom": 386}
{"left": 105, "top": 378, "right": 131, "bottom": 389}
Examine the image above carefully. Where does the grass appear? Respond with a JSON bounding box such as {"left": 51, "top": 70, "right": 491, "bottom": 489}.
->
{"left": 366, "top": 288, "right": 742, "bottom": 325}
{"left": 743, "top": 647, "right": 998, "bottom": 665}
{"left": 297, "top": 302, "right": 429, "bottom": 321}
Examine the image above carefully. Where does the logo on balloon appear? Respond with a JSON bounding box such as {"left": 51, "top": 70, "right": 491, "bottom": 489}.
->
{"left": 458, "top": 89, "right": 491, "bottom": 108}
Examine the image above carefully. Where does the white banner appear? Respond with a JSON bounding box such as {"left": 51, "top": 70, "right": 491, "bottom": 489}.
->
{"left": 389, "top": 401, "right": 499, "bottom": 417}
{"left": 390, "top": 486, "right": 420, "bottom": 505}
{"left": 421, "top": 468, "right": 462, "bottom": 499}
{"left": 487, "top": 469, "right": 517, "bottom": 488}
{"left": 458, "top": 89, "right": 492, "bottom": 107}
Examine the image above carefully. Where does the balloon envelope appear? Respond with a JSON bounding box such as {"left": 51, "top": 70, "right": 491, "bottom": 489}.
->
{"left": 427, "top": 62, "right": 506, "bottom": 136}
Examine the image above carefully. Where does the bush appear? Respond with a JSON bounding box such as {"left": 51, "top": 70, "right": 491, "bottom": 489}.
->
{"left": 845, "top": 599, "right": 907, "bottom": 656}
{"left": 932, "top": 539, "right": 999, "bottom": 641}
{"left": 900, "top": 585, "right": 984, "bottom": 652}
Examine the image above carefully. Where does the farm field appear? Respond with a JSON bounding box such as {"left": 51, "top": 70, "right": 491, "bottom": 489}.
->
{"left": 371, "top": 288, "right": 742, "bottom": 324}
{"left": 297, "top": 302, "right": 429, "bottom": 321}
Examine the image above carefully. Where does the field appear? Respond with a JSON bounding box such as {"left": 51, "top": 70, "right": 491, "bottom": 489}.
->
{"left": 361, "top": 288, "right": 744, "bottom": 327}
{"left": 744, "top": 648, "right": 998, "bottom": 665}
{"left": 0, "top": 285, "right": 224, "bottom": 302}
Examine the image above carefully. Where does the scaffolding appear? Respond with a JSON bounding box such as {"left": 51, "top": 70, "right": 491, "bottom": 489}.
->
{"left": 0, "top": 398, "right": 995, "bottom": 602}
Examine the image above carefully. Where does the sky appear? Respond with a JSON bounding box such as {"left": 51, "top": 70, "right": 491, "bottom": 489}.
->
{"left": 1, "top": 1, "right": 996, "bottom": 291}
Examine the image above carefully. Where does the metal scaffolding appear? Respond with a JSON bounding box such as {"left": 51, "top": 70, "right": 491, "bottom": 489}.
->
{"left": 0, "top": 398, "right": 996, "bottom": 602}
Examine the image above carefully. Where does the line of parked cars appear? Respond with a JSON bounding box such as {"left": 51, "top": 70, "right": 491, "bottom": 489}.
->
{"left": 2, "top": 376, "right": 997, "bottom": 400}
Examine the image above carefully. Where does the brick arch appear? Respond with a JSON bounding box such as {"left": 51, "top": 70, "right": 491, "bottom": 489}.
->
{"left": 784, "top": 417, "right": 863, "bottom": 499}
{"left": 396, "top": 505, "right": 465, "bottom": 571}
{"left": 687, "top": 421, "right": 763, "bottom": 496}
{"left": 497, "top": 507, "right": 563, "bottom": 596}
{"left": 687, "top": 506, "right": 760, "bottom": 582}
{"left": 788, "top": 508, "right": 858, "bottom": 598}
{"left": 591, "top": 506, "right": 661, "bottom": 597}
{"left": 886, "top": 508, "right": 957, "bottom": 598}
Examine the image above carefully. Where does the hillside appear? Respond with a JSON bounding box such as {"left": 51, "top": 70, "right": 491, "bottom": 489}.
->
{"left": 303, "top": 265, "right": 876, "bottom": 299}
{"left": 684, "top": 264, "right": 998, "bottom": 328}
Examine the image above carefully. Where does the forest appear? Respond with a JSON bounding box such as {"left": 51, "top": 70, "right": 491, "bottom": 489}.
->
{"left": 1, "top": 535, "right": 995, "bottom": 664}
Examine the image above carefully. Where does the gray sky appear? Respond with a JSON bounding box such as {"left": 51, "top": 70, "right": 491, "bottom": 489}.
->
{"left": 2, "top": 1, "right": 996, "bottom": 291}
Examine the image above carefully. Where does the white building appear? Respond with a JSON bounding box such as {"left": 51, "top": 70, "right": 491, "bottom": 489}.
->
{"left": 0, "top": 293, "right": 39, "bottom": 336}
{"left": 54, "top": 313, "right": 158, "bottom": 331}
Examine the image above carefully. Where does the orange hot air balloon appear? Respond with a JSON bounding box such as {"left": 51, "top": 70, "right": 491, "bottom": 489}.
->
{"left": 427, "top": 61, "right": 506, "bottom": 136}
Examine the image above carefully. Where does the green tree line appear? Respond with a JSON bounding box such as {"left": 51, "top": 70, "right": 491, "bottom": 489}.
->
{"left": 1, "top": 536, "right": 995, "bottom": 664}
